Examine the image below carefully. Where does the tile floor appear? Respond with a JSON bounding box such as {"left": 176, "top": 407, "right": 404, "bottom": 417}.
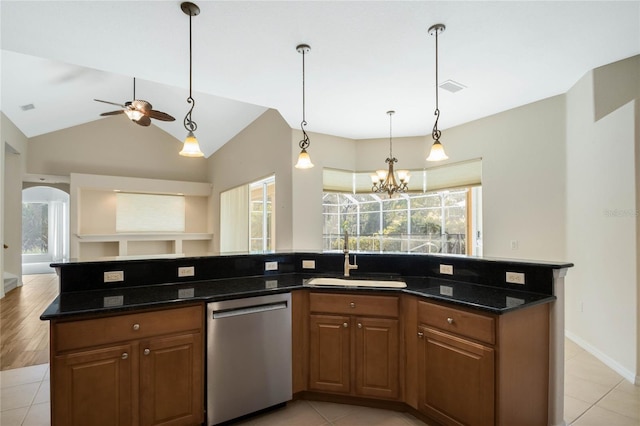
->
{"left": 1, "top": 340, "right": 638, "bottom": 425}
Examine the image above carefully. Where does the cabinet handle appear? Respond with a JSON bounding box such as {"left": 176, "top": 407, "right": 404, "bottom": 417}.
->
{"left": 121, "top": 352, "right": 128, "bottom": 360}
{"left": 357, "top": 323, "right": 362, "bottom": 328}
{"left": 447, "top": 317, "right": 454, "bottom": 325}
{"left": 132, "top": 323, "right": 140, "bottom": 331}
{"left": 343, "top": 322, "right": 348, "bottom": 328}
{"left": 143, "top": 349, "right": 150, "bottom": 356}
{"left": 349, "top": 302, "right": 355, "bottom": 308}
{"left": 417, "top": 332, "right": 424, "bottom": 339}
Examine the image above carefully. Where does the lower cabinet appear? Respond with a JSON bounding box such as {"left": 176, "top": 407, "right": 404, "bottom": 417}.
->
{"left": 51, "top": 305, "right": 204, "bottom": 426}
{"left": 308, "top": 292, "right": 400, "bottom": 400}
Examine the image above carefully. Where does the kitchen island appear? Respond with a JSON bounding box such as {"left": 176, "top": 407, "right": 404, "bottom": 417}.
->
{"left": 42, "top": 252, "right": 572, "bottom": 426}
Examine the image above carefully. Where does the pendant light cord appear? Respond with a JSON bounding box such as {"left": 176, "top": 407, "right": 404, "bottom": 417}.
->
{"left": 184, "top": 11, "right": 197, "bottom": 132}
{"left": 299, "top": 48, "right": 310, "bottom": 150}
{"left": 388, "top": 111, "right": 393, "bottom": 159}
{"left": 133, "top": 77, "right": 136, "bottom": 100}
{"left": 432, "top": 28, "right": 441, "bottom": 142}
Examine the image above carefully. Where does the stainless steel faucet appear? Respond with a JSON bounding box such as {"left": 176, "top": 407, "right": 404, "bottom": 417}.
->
{"left": 343, "top": 230, "right": 358, "bottom": 277}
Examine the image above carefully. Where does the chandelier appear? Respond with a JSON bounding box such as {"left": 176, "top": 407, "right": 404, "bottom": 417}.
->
{"left": 371, "top": 110, "right": 410, "bottom": 197}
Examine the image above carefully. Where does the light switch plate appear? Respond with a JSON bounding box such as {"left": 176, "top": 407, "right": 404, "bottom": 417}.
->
{"left": 506, "top": 272, "right": 525, "bottom": 285}
{"left": 439, "top": 264, "right": 454, "bottom": 275}
{"left": 104, "top": 271, "right": 124, "bottom": 283}
{"left": 178, "top": 266, "right": 195, "bottom": 277}
{"left": 265, "top": 261, "right": 278, "bottom": 271}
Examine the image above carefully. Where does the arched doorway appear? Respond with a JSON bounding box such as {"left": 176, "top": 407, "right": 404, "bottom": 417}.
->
{"left": 22, "top": 186, "right": 69, "bottom": 274}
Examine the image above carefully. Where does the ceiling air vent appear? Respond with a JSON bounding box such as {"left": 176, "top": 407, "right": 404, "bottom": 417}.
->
{"left": 439, "top": 80, "right": 466, "bottom": 93}
{"left": 20, "top": 103, "right": 35, "bottom": 111}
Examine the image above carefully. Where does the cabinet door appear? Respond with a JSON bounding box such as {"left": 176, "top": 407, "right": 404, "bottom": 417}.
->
{"left": 309, "top": 314, "right": 351, "bottom": 393}
{"left": 140, "top": 332, "right": 203, "bottom": 426}
{"left": 418, "top": 326, "right": 494, "bottom": 426}
{"left": 52, "top": 344, "right": 133, "bottom": 426}
{"left": 355, "top": 316, "right": 399, "bottom": 399}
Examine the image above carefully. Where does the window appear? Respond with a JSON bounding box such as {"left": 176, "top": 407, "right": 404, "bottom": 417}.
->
{"left": 220, "top": 176, "right": 275, "bottom": 254}
{"left": 22, "top": 202, "right": 49, "bottom": 254}
{"left": 322, "top": 159, "right": 483, "bottom": 255}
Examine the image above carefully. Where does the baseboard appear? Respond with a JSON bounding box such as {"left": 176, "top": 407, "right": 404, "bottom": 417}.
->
{"left": 565, "top": 330, "right": 637, "bottom": 384}
{"left": 3, "top": 272, "right": 19, "bottom": 294}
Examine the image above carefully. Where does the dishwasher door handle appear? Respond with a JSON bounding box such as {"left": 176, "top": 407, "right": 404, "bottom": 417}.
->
{"left": 212, "top": 302, "right": 288, "bottom": 319}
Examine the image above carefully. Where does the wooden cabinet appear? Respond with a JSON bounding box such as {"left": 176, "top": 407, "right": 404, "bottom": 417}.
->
{"left": 308, "top": 292, "right": 399, "bottom": 400}
{"left": 412, "top": 299, "right": 549, "bottom": 426}
{"left": 50, "top": 305, "right": 204, "bottom": 426}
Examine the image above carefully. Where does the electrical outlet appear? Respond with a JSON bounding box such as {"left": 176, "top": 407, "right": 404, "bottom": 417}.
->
{"left": 104, "top": 271, "right": 124, "bottom": 283}
{"left": 510, "top": 240, "right": 519, "bottom": 250}
{"left": 439, "top": 264, "right": 454, "bottom": 275}
{"left": 103, "top": 295, "right": 124, "bottom": 307}
{"left": 178, "top": 266, "right": 195, "bottom": 277}
{"left": 265, "top": 280, "right": 278, "bottom": 289}
{"left": 178, "top": 288, "right": 195, "bottom": 298}
{"left": 302, "top": 260, "right": 316, "bottom": 269}
{"left": 265, "top": 261, "right": 278, "bottom": 271}
{"left": 506, "top": 272, "right": 525, "bottom": 285}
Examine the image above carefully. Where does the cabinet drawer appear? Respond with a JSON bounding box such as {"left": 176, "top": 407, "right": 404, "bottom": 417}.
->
{"left": 54, "top": 305, "right": 203, "bottom": 352}
{"left": 310, "top": 293, "right": 398, "bottom": 317}
{"left": 418, "top": 301, "right": 495, "bottom": 345}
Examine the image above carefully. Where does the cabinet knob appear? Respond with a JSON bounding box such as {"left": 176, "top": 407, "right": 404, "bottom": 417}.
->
{"left": 143, "top": 348, "right": 150, "bottom": 356}
{"left": 357, "top": 323, "right": 362, "bottom": 328}
{"left": 417, "top": 332, "right": 424, "bottom": 339}
{"left": 343, "top": 322, "right": 348, "bottom": 328}
{"left": 121, "top": 352, "right": 128, "bottom": 360}
{"left": 447, "top": 317, "right": 454, "bottom": 325}
{"left": 132, "top": 323, "right": 140, "bottom": 331}
{"left": 350, "top": 302, "right": 356, "bottom": 308}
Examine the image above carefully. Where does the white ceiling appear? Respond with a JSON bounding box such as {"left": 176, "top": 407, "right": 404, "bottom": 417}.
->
{"left": 2, "top": 1, "right": 639, "bottom": 158}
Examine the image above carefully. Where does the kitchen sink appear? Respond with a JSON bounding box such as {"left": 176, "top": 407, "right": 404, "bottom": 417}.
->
{"left": 305, "top": 277, "right": 407, "bottom": 288}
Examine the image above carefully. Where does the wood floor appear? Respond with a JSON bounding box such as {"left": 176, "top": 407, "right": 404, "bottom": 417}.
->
{"left": 0, "top": 274, "right": 58, "bottom": 371}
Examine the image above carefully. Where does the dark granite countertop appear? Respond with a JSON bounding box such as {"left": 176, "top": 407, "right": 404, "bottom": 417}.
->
{"left": 41, "top": 273, "right": 555, "bottom": 320}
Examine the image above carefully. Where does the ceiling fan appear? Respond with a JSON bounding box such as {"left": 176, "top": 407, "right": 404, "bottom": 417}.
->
{"left": 94, "top": 78, "right": 175, "bottom": 126}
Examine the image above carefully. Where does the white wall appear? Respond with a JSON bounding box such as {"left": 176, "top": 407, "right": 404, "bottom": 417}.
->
{"left": 566, "top": 55, "right": 639, "bottom": 383}
{"left": 2, "top": 112, "right": 29, "bottom": 295}
{"left": 208, "top": 109, "right": 293, "bottom": 253}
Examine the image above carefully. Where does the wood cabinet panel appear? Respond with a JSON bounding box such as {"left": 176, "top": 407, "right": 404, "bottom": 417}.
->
{"left": 418, "top": 326, "right": 494, "bottom": 426}
{"left": 52, "top": 344, "right": 134, "bottom": 426}
{"left": 355, "top": 317, "right": 399, "bottom": 399}
{"left": 419, "top": 301, "right": 495, "bottom": 345}
{"left": 310, "top": 293, "right": 398, "bottom": 317}
{"left": 140, "top": 333, "right": 203, "bottom": 426}
{"left": 54, "top": 305, "right": 202, "bottom": 352}
{"left": 309, "top": 314, "right": 351, "bottom": 393}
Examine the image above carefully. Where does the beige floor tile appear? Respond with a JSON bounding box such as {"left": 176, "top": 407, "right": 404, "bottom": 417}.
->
{"left": 308, "top": 400, "right": 359, "bottom": 422}
{"left": 565, "top": 375, "right": 614, "bottom": 404}
{"left": 614, "top": 380, "right": 640, "bottom": 397}
{"left": 22, "top": 402, "right": 50, "bottom": 426}
{"left": 571, "top": 405, "right": 638, "bottom": 426}
{"left": 0, "top": 406, "right": 28, "bottom": 426}
{"left": 564, "top": 395, "right": 593, "bottom": 424}
{"left": 596, "top": 386, "right": 640, "bottom": 421}
{"left": 33, "top": 380, "right": 50, "bottom": 405}
{"left": 332, "top": 405, "right": 417, "bottom": 426}
{"left": 0, "top": 382, "right": 40, "bottom": 411}
{"left": 565, "top": 352, "right": 624, "bottom": 388}
{"left": 400, "top": 412, "right": 432, "bottom": 426}
{"left": 0, "top": 364, "right": 48, "bottom": 388}
{"left": 249, "top": 401, "right": 329, "bottom": 426}
{"left": 565, "top": 338, "right": 584, "bottom": 360}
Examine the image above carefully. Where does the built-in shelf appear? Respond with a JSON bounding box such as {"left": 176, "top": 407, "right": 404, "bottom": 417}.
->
{"left": 76, "top": 233, "right": 213, "bottom": 259}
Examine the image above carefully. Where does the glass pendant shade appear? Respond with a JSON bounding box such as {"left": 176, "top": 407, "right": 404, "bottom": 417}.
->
{"left": 179, "top": 131, "right": 204, "bottom": 157}
{"left": 295, "top": 148, "right": 314, "bottom": 169}
{"left": 426, "top": 140, "right": 449, "bottom": 162}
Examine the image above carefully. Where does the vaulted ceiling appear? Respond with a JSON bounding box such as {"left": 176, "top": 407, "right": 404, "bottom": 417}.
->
{"left": 2, "top": 1, "right": 639, "bottom": 157}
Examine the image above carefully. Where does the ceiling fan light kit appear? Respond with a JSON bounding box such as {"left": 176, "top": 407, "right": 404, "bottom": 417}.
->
{"left": 179, "top": 1, "right": 204, "bottom": 158}
{"left": 426, "top": 23, "right": 449, "bottom": 162}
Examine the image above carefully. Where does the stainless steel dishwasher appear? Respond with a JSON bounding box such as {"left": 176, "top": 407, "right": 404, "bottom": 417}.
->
{"left": 207, "top": 293, "right": 292, "bottom": 425}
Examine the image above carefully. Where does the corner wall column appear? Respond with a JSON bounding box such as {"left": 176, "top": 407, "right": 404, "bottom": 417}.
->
{"left": 549, "top": 267, "right": 569, "bottom": 426}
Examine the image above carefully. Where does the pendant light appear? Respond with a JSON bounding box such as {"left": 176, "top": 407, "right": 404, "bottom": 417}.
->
{"left": 371, "top": 110, "right": 410, "bottom": 197}
{"left": 426, "top": 23, "right": 449, "bottom": 162}
{"left": 294, "top": 44, "right": 314, "bottom": 169}
{"left": 179, "top": 2, "right": 204, "bottom": 158}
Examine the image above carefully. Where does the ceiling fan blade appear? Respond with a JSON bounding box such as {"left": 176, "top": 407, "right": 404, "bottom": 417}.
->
{"left": 94, "top": 99, "right": 126, "bottom": 108}
{"left": 147, "top": 110, "right": 176, "bottom": 121}
{"left": 100, "top": 110, "right": 125, "bottom": 116}
{"left": 135, "top": 116, "right": 152, "bottom": 127}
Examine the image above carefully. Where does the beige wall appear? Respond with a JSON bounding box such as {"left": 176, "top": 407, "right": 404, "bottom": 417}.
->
{"left": 208, "top": 109, "right": 293, "bottom": 253}
{"left": 2, "top": 112, "right": 29, "bottom": 295}
{"left": 27, "top": 116, "right": 209, "bottom": 182}
{"left": 566, "top": 55, "right": 640, "bottom": 383}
